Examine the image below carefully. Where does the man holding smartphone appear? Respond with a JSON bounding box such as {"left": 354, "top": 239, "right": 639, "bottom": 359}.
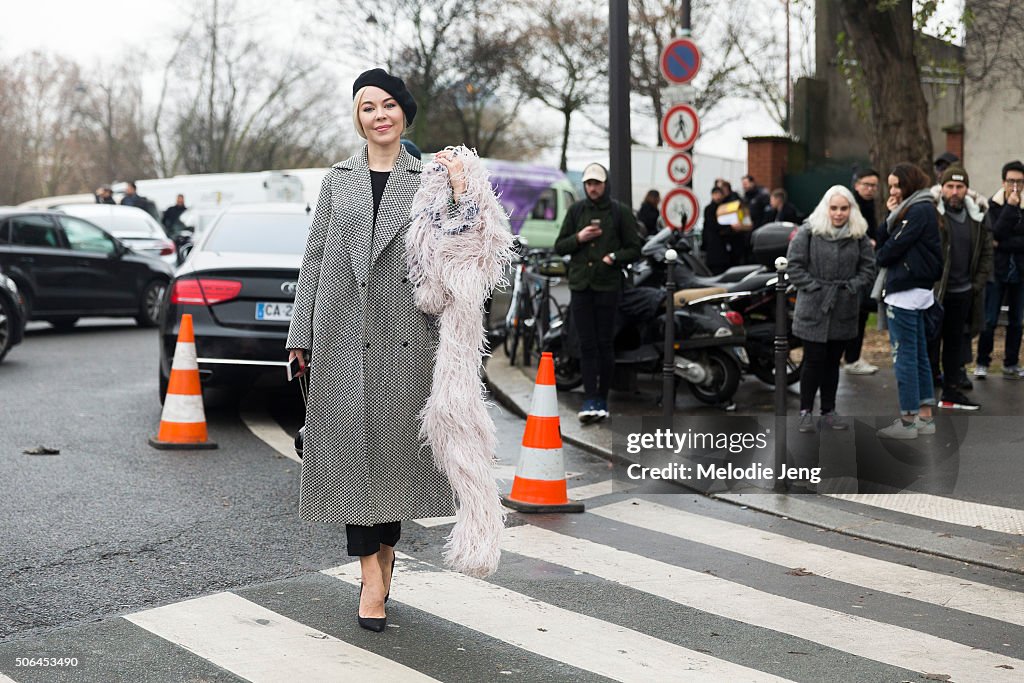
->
{"left": 976, "top": 160, "right": 1024, "bottom": 379}
{"left": 555, "top": 162, "right": 642, "bottom": 423}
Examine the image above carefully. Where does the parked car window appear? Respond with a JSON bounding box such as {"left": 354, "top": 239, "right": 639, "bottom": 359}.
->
{"left": 9, "top": 215, "right": 62, "bottom": 248}
{"left": 59, "top": 216, "right": 118, "bottom": 255}
{"left": 530, "top": 188, "right": 557, "bottom": 220}
{"left": 203, "top": 214, "right": 311, "bottom": 254}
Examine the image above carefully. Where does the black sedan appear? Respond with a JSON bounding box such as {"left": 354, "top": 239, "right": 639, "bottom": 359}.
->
{"left": 0, "top": 209, "right": 173, "bottom": 329}
{"left": 158, "top": 203, "right": 311, "bottom": 398}
{"left": 0, "top": 266, "right": 27, "bottom": 362}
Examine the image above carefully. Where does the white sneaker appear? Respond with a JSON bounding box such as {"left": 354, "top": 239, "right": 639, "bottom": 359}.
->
{"left": 914, "top": 417, "right": 936, "bottom": 434}
{"left": 844, "top": 359, "right": 879, "bottom": 375}
{"left": 973, "top": 365, "right": 988, "bottom": 379}
{"left": 877, "top": 418, "right": 918, "bottom": 440}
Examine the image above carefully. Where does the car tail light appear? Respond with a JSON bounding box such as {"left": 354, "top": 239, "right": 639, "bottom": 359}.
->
{"left": 724, "top": 310, "right": 744, "bottom": 326}
{"left": 159, "top": 240, "right": 176, "bottom": 256}
{"left": 170, "top": 278, "right": 242, "bottom": 305}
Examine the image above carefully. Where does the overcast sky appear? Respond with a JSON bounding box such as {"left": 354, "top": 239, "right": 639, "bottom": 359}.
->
{"left": 2, "top": 0, "right": 797, "bottom": 171}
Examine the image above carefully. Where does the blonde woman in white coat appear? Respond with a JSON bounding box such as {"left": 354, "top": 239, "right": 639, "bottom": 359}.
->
{"left": 286, "top": 69, "right": 468, "bottom": 633}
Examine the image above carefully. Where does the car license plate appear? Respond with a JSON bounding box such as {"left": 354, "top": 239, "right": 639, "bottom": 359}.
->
{"left": 255, "top": 302, "right": 293, "bottom": 321}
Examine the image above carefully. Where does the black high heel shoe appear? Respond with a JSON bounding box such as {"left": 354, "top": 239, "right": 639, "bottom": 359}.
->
{"left": 357, "top": 583, "right": 387, "bottom": 633}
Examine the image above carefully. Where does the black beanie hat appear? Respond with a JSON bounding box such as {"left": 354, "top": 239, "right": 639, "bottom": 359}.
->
{"left": 352, "top": 68, "right": 417, "bottom": 127}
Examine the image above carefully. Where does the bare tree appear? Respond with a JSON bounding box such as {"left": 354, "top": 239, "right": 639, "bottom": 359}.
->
{"left": 836, "top": 0, "right": 934, "bottom": 178}
{"left": 157, "top": 0, "right": 341, "bottom": 175}
{"left": 510, "top": 2, "right": 607, "bottom": 170}
{"left": 322, "top": 0, "right": 533, "bottom": 156}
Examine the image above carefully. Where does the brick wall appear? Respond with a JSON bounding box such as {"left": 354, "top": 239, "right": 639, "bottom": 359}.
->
{"left": 745, "top": 136, "right": 791, "bottom": 192}
{"left": 945, "top": 126, "right": 964, "bottom": 163}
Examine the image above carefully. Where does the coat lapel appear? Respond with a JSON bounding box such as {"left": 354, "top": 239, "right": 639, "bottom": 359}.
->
{"left": 371, "top": 147, "right": 423, "bottom": 270}
{"left": 336, "top": 149, "right": 374, "bottom": 284}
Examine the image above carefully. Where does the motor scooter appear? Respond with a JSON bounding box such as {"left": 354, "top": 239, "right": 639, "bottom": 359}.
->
{"left": 543, "top": 280, "right": 748, "bottom": 406}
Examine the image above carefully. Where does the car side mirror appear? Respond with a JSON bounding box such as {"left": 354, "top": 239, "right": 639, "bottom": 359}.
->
{"left": 178, "top": 243, "right": 194, "bottom": 263}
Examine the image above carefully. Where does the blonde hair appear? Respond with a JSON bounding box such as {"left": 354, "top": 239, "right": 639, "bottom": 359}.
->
{"left": 807, "top": 185, "right": 868, "bottom": 238}
{"left": 352, "top": 86, "right": 409, "bottom": 140}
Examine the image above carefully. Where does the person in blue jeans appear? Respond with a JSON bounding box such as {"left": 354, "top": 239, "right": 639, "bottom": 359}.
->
{"left": 874, "top": 163, "right": 944, "bottom": 440}
{"left": 974, "top": 160, "right": 1024, "bottom": 380}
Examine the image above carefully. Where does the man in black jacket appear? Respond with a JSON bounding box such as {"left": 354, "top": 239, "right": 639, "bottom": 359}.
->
{"left": 975, "top": 160, "right": 1024, "bottom": 380}
{"left": 701, "top": 186, "right": 730, "bottom": 274}
{"left": 765, "top": 189, "right": 801, "bottom": 224}
{"left": 844, "top": 168, "right": 882, "bottom": 375}
{"left": 741, "top": 174, "right": 771, "bottom": 228}
{"left": 555, "top": 162, "right": 642, "bottom": 423}
{"left": 930, "top": 166, "right": 993, "bottom": 409}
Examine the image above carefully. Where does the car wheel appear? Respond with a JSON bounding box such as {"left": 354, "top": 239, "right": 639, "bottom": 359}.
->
{"left": 136, "top": 280, "right": 167, "bottom": 327}
{"left": 0, "top": 296, "right": 13, "bottom": 363}
{"left": 47, "top": 317, "right": 79, "bottom": 331}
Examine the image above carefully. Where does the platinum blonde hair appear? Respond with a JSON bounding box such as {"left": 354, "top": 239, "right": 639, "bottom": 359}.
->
{"left": 352, "top": 85, "right": 408, "bottom": 140}
{"left": 807, "top": 184, "right": 868, "bottom": 238}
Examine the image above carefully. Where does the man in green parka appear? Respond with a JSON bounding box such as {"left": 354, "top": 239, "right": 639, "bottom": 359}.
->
{"left": 555, "top": 162, "right": 642, "bottom": 423}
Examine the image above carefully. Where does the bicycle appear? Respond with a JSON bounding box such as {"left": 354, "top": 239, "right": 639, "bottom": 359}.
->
{"left": 503, "top": 246, "right": 567, "bottom": 367}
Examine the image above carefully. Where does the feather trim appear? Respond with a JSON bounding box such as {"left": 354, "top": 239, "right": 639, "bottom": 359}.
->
{"left": 406, "top": 146, "right": 515, "bottom": 577}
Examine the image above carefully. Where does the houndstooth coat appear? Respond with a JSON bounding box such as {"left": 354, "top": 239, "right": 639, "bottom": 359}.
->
{"left": 286, "top": 145, "right": 455, "bottom": 525}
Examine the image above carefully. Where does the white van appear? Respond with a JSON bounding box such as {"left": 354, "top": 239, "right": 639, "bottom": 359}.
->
{"left": 112, "top": 171, "right": 304, "bottom": 214}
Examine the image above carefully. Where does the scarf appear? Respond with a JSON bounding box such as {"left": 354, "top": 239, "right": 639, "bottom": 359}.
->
{"left": 405, "top": 147, "right": 515, "bottom": 578}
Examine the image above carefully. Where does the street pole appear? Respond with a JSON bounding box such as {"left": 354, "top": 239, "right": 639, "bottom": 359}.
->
{"left": 663, "top": 249, "right": 678, "bottom": 419}
{"left": 609, "top": 0, "right": 631, "bottom": 206}
{"left": 773, "top": 257, "right": 789, "bottom": 492}
{"left": 680, "top": 0, "right": 690, "bottom": 32}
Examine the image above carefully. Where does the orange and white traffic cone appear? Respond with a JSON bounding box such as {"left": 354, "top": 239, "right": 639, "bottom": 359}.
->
{"left": 149, "top": 314, "right": 217, "bottom": 450}
{"left": 501, "top": 352, "right": 584, "bottom": 513}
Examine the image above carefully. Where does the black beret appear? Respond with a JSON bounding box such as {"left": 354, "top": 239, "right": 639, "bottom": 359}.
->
{"left": 352, "top": 68, "right": 417, "bottom": 127}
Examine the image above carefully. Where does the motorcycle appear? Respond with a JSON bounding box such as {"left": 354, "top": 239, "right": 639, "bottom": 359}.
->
{"left": 637, "top": 226, "right": 804, "bottom": 387}
{"left": 543, "top": 272, "right": 747, "bottom": 406}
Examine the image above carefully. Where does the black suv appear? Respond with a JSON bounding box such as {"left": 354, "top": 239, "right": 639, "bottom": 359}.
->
{"left": 0, "top": 209, "right": 173, "bottom": 329}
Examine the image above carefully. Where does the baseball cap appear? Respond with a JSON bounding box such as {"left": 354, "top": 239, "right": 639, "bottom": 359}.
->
{"left": 581, "top": 163, "right": 608, "bottom": 183}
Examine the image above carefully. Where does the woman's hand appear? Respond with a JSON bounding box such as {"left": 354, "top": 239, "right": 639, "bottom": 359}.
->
{"left": 886, "top": 194, "right": 899, "bottom": 212}
{"left": 288, "top": 348, "right": 308, "bottom": 376}
{"left": 435, "top": 151, "right": 467, "bottom": 202}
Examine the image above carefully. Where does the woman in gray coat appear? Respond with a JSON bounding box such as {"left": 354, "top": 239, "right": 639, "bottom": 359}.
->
{"left": 786, "top": 185, "right": 876, "bottom": 432}
{"left": 286, "top": 69, "right": 469, "bottom": 632}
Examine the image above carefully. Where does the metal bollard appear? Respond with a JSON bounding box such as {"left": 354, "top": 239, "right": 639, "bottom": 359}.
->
{"left": 773, "top": 256, "right": 789, "bottom": 492}
{"left": 663, "top": 248, "right": 678, "bottom": 419}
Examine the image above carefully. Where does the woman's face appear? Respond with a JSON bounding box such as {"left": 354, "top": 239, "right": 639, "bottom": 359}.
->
{"left": 358, "top": 86, "right": 404, "bottom": 146}
{"left": 888, "top": 174, "right": 902, "bottom": 203}
{"left": 828, "top": 195, "right": 851, "bottom": 227}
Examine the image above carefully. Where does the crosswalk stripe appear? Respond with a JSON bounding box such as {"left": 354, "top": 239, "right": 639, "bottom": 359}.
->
{"left": 591, "top": 498, "right": 1024, "bottom": 627}
{"left": 323, "top": 557, "right": 793, "bottom": 683}
{"left": 824, "top": 493, "right": 1024, "bottom": 535}
{"left": 501, "top": 524, "right": 1024, "bottom": 682}
{"left": 125, "top": 592, "right": 438, "bottom": 682}
{"left": 0, "top": 673, "right": 19, "bottom": 683}
{"left": 564, "top": 479, "right": 637, "bottom": 500}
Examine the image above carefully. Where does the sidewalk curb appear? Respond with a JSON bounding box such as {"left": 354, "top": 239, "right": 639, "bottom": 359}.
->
{"left": 484, "top": 359, "right": 1024, "bottom": 576}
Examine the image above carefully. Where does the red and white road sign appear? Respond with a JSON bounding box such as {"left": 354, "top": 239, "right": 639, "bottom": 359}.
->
{"left": 667, "top": 152, "right": 694, "bottom": 185}
{"left": 661, "top": 104, "right": 700, "bottom": 150}
{"left": 661, "top": 188, "right": 699, "bottom": 232}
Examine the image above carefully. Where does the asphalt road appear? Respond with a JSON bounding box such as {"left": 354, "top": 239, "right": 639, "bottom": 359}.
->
{"left": 1, "top": 318, "right": 1021, "bottom": 682}
{"left": 0, "top": 318, "right": 609, "bottom": 643}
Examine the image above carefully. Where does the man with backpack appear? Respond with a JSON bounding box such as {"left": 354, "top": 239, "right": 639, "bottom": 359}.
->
{"left": 555, "top": 162, "right": 642, "bottom": 424}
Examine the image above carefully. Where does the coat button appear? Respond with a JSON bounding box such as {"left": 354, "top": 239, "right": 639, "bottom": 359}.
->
{"left": 402, "top": 341, "right": 408, "bottom": 347}
{"left": 360, "top": 282, "right": 366, "bottom": 288}
{"left": 365, "top": 343, "right": 370, "bottom": 349}
{"left": 588, "top": 261, "right": 593, "bottom": 267}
